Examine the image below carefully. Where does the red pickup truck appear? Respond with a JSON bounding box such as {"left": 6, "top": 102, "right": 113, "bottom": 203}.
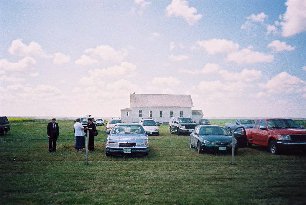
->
{"left": 246, "top": 119, "right": 306, "bottom": 154}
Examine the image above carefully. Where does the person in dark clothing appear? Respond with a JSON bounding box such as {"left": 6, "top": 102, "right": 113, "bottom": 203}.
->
{"left": 85, "top": 118, "right": 97, "bottom": 151}
{"left": 47, "top": 118, "right": 59, "bottom": 152}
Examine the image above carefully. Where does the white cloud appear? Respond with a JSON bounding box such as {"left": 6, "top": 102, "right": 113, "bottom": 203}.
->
{"left": 80, "top": 62, "right": 137, "bottom": 85}
{"left": 197, "top": 39, "right": 273, "bottom": 64}
{"left": 266, "top": 24, "right": 279, "bottom": 35}
{"left": 23, "top": 85, "right": 62, "bottom": 98}
{"left": 201, "top": 63, "right": 221, "bottom": 74}
{"left": 8, "top": 39, "right": 46, "bottom": 57}
{"left": 261, "top": 72, "right": 306, "bottom": 94}
{"left": 169, "top": 41, "right": 185, "bottom": 51}
{"left": 151, "top": 32, "right": 161, "bottom": 38}
{"left": 53, "top": 52, "right": 70, "bottom": 64}
{"left": 0, "top": 75, "right": 25, "bottom": 84}
{"left": 152, "top": 76, "right": 180, "bottom": 87}
{"left": 133, "top": 0, "right": 151, "bottom": 15}
{"left": 180, "top": 64, "right": 262, "bottom": 83}
{"left": 86, "top": 45, "right": 127, "bottom": 61}
{"left": 247, "top": 12, "right": 268, "bottom": 23}
{"left": 281, "top": 0, "right": 306, "bottom": 37}
{"left": 197, "top": 39, "right": 239, "bottom": 55}
{"left": 267, "top": 40, "right": 295, "bottom": 52}
{"left": 219, "top": 69, "right": 262, "bottom": 82}
{"left": 3, "top": 84, "right": 62, "bottom": 101}
{"left": 166, "top": 0, "right": 202, "bottom": 25}
{"left": 241, "top": 12, "right": 268, "bottom": 30}
{"left": 75, "top": 45, "right": 127, "bottom": 66}
{"left": 227, "top": 48, "right": 274, "bottom": 64}
{"left": 0, "top": 57, "right": 36, "bottom": 71}
{"left": 169, "top": 54, "right": 189, "bottom": 62}
{"left": 75, "top": 55, "right": 98, "bottom": 66}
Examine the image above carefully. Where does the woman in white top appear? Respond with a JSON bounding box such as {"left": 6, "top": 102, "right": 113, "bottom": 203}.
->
{"left": 74, "top": 118, "right": 85, "bottom": 151}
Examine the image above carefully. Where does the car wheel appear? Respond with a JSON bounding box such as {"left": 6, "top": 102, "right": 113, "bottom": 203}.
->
{"left": 197, "top": 141, "right": 203, "bottom": 154}
{"left": 268, "top": 140, "right": 279, "bottom": 155}
{"left": 169, "top": 127, "right": 173, "bottom": 134}
{"left": 105, "top": 152, "right": 111, "bottom": 157}
{"left": 246, "top": 140, "right": 252, "bottom": 148}
{"left": 177, "top": 129, "right": 181, "bottom": 136}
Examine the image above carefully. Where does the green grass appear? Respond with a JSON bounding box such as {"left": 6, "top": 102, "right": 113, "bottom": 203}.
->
{"left": 1, "top": 119, "right": 306, "bottom": 205}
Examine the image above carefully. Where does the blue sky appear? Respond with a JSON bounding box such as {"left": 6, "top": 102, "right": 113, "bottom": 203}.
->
{"left": 1, "top": 0, "right": 306, "bottom": 118}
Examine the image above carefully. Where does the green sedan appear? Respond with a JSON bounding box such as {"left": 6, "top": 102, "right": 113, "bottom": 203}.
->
{"left": 190, "top": 125, "right": 238, "bottom": 154}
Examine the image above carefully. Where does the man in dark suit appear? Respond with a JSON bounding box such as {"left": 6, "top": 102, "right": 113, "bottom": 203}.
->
{"left": 47, "top": 118, "right": 59, "bottom": 152}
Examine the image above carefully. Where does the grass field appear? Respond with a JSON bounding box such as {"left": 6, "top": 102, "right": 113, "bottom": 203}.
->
{"left": 1, "top": 119, "right": 306, "bottom": 205}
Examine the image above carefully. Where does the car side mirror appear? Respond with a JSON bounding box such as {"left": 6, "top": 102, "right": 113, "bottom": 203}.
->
{"left": 259, "top": 125, "right": 267, "bottom": 130}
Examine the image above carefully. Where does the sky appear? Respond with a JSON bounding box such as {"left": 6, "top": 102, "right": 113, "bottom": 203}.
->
{"left": 1, "top": 0, "right": 306, "bottom": 118}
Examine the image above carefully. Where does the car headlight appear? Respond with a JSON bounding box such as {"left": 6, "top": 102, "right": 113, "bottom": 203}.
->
{"left": 137, "top": 140, "right": 148, "bottom": 146}
{"left": 203, "top": 140, "right": 211, "bottom": 145}
{"left": 278, "top": 135, "right": 291, "bottom": 141}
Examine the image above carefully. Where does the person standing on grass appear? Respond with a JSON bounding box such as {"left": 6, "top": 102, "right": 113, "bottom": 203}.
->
{"left": 85, "top": 118, "right": 97, "bottom": 151}
{"left": 47, "top": 118, "right": 59, "bottom": 152}
{"left": 74, "top": 118, "right": 85, "bottom": 151}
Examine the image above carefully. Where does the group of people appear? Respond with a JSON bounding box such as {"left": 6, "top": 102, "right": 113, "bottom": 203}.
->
{"left": 46, "top": 118, "right": 97, "bottom": 152}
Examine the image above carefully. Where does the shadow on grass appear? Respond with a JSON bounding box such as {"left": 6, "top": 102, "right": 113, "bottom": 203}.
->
{"left": 247, "top": 144, "right": 306, "bottom": 157}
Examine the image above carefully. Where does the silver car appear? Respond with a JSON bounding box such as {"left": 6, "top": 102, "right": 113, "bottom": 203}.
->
{"left": 105, "top": 123, "right": 149, "bottom": 156}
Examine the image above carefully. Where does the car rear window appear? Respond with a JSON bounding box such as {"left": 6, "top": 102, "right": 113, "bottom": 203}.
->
{"left": 110, "top": 120, "right": 121, "bottom": 124}
{"left": 111, "top": 125, "right": 145, "bottom": 135}
{"left": 143, "top": 120, "right": 156, "bottom": 126}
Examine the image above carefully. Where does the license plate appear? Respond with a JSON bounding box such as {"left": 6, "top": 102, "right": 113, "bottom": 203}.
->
{"left": 219, "top": 147, "right": 227, "bottom": 151}
{"left": 123, "top": 148, "right": 131, "bottom": 153}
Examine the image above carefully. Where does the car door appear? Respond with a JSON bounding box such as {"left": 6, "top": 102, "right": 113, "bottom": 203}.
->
{"left": 254, "top": 119, "right": 268, "bottom": 146}
{"left": 250, "top": 120, "right": 261, "bottom": 145}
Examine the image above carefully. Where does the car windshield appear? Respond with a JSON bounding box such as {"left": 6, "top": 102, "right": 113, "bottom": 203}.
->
{"left": 267, "top": 119, "right": 300, "bottom": 129}
{"left": 240, "top": 119, "right": 254, "bottom": 124}
{"left": 199, "top": 126, "right": 228, "bottom": 135}
{"left": 111, "top": 125, "right": 145, "bottom": 135}
{"left": 110, "top": 120, "right": 121, "bottom": 124}
{"left": 81, "top": 118, "right": 88, "bottom": 124}
{"left": 200, "top": 119, "right": 209, "bottom": 123}
{"left": 0, "top": 117, "right": 8, "bottom": 123}
{"left": 143, "top": 120, "right": 156, "bottom": 126}
{"left": 178, "top": 118, "right": 193, "bottom": 123}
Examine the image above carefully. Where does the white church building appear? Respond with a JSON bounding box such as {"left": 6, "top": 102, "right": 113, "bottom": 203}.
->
{"left": 121, "top": 94, "right": 203, "bottom": 123}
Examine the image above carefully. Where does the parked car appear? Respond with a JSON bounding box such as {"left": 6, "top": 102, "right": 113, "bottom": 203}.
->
{"left": 105, "top": 123, "right": 149, "bottom": 156}
{"left": 199, "top": 118, "right": 211, "bottom": 125}
{"left": 96, "top": 118, "right": 104, "bottom": 126}
{"left": 169, "top": 117, "right": 197, "bottom": 135}
{"left": 139, "top": 119, "right": 159, "bottom": 136}
{"left": 106, "top": 119, "right": 122, "bottom": 134}
{"left": 225, "top": 119, "right": 255, "bottom": 133}
{"left": 0, "top": 116, "right": 10, "bottom": 135}
{"left": 80, "top": 117, "right": 89, "bottom": 127}
{"left": 246, "top": 118, "right": 306, "bottom": 154}
{"left": 189, "top": 125, "right": 238, "bottom": 154}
